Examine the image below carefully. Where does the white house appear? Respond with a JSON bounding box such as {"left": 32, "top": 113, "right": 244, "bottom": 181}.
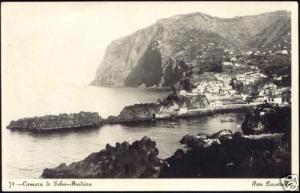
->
{"left": 179, "top": 90, "right": 187, "bottom": 96}
{"left": 259, "top": 73, "right": 267, "bottom": 78}
{"left": 246, "top": 51, "right": 253, "bottom": 55}
{"left": 223, "top": 61, "right": 233, "bottom": 66}
{"left": 241, "top": 94, "right": 249, "bottom": 100}
{"left": 179, "top": 107, "right": 188, "bottom": 114}
{"left": 273, "top": 97, "right": 283, "bottom": 104}
{"left": 230, "top": 57, "right": 237, "bottom": 62}
{"left": 255, "top": 96, "right": 267, "bottom": 103}
{"left": 191, "top": 88, "right": 198, "bottom": 93}
{"left": 209, "top": 100, "right": 223, "bottom": 107}
{"left": 186, "top": 92, "right": 199, "bottom": 96}
{"left": 264, "top": 83, "right": 277, "bottom": 89}
{"left": 259, "top": 90, "right": 266, "bottom": 97}
{"left": 267, "top": 95, "right": 282, "bottom": 104}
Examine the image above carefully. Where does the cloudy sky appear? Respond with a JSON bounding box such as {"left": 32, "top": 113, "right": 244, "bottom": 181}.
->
{"left": 1, "top": 1, "right": 296, "bottom": 86}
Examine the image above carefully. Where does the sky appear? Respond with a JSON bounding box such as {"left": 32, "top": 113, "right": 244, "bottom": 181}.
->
{"left": 1, "top": 1, "right": 296, "bottom": 86}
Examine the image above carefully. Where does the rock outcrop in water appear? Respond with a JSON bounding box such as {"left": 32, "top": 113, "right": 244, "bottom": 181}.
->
{"left": 7, "top": 112, "right": 102, "bottom": 132}
{"left": 118, "top": 103, "right": 161, "bottom": 121}
{"left": 42, "top": 136, "right": 162, "bottom": 178}
{"left": 118, "top": 93, "right": 209, "bottom": 120}
{"left": 91, "top": 11, "right": 291, "bottom": 87}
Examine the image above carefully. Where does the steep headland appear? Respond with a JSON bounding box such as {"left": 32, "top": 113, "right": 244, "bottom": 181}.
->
{"left": 91, "top": 11, "right": 291, "bottom": 88}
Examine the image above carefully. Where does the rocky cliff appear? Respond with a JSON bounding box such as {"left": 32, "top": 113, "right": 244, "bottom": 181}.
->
{"left": 91, "top": 11, "right": 291, "bottom": 87}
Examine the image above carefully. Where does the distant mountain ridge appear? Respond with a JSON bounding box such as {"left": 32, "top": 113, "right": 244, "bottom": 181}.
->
{"left": 90, "top": 10, "right": 291, "bottom": 87}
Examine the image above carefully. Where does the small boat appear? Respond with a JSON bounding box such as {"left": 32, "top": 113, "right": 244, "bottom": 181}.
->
{"left": 166, "top": 125, "right": 175, "bottom": 128}
{"left": 220, "top": 119, "right": 234, "bottom": 122}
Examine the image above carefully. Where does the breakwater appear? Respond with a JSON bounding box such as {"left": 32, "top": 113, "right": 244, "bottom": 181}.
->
{"left": 103, "top": 103, "right": 258, "bottom": 123}
{"left": 6, "top": 103, "right": 265, "bottom": 132}
{"left": 175, "top": 103, "right": 257, "bottom": 118}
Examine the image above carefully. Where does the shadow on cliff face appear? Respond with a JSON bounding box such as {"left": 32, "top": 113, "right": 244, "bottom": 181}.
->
{"left": 124, "top": 41, "right": 192, "bottom": 88}
{"left": 124, "top": 45, "right": 163, "bottom": 87}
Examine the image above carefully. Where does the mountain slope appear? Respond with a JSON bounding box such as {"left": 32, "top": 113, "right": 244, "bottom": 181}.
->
{"left": 90, "top": 10, "right": 291, "bottom": 87}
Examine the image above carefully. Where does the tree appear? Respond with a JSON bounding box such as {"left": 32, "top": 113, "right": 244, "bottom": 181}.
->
{"left": 235, "top": 81, "right": 244, "bottom": 94}
{"left": 229, "top": 77, "right": 237, "bottom": 89}
{"left": 281, "top": 89, "right": 291, "bottom": 104}
{"left": 182, "top": 79, "right": 192, "bottom": 91}
{"left": 249, "top": 85, "right": 259, "bottom": 98}
{"left": 245, "top": 96, "right": 254, "bottom": 104}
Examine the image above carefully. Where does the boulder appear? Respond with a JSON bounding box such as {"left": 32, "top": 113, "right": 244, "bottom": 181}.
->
{"left": 180, "top": 135, "right": 206, "bottom": 149}
{"left": 207, "top": 129, "right": 233, "bottom": 139}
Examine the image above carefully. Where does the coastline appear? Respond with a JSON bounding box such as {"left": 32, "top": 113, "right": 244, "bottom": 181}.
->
{"left": 104, "top": 103, "right": 258, "bottom": 123}
{"left": 89, "top": 85, "right": 172, "bottom": 91}
{"left": 6, "top": 103, "right": 260, "bottom": 132}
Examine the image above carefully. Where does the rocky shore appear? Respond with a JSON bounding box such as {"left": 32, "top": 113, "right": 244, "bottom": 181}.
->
{"left": 42, "top": 136, "right": 161, "bottom": 178}
{"left": 42, "top": 105, "right": 291, "bottom": 178}
{"left": 162, "top": 131, "right": 289, "bottom": 178}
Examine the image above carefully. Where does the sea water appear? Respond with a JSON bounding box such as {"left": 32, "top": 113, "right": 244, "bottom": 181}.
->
{"left": 2, "top": 85, "right": 245, "bottom": 178}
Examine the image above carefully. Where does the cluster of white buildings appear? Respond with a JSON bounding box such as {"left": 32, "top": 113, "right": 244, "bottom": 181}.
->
{"left": 193, "top": 80, "right": 236, "bottom": 98}
{"left": 245, "top": 48, "right": 290, "bottom": 56}
{"left": 179, "top": 74, "right": 240, "bottom": 108}
{"left": 235, "top": 71, "right": 267, "bottom": 85}
{"left": 255, "top": 83, "right": 290, "bottom": 104}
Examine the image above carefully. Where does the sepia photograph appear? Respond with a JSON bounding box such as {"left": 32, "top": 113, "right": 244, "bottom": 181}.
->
{"left": 1, "top": 1, "right": 299, "bottom": 191}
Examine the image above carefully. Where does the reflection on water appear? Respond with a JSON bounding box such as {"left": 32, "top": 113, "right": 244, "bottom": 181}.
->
{"left": 4, "top": 112, "right": 245, "bottom": 179}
